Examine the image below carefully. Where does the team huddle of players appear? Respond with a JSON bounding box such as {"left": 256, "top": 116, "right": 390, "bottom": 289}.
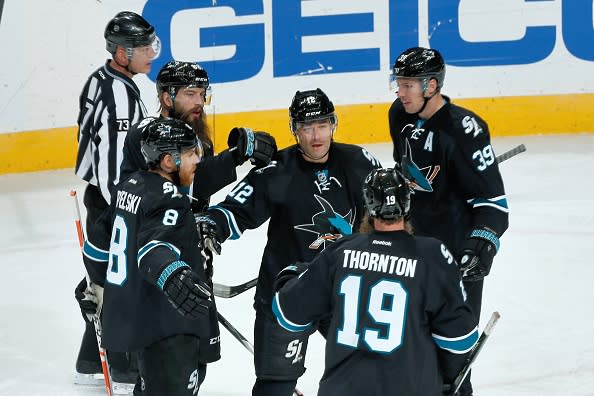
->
{"left": 73, "top": 11, "right": 508, "bottom": 396}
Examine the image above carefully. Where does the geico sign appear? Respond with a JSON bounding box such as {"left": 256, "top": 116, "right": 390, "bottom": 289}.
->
{"left": 144, "top": 0, "right": 594, "bottom": 84}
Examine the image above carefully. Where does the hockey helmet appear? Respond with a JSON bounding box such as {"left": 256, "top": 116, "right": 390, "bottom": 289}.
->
{"left": 156, "top": 61, "right": 211, "bottom": 103}
{"left": 390, "top": 47, "right": 445, "bottom": 91}
{"left": 362, "top": 166, "right": 411, "bottom": 220}
{"left": 141, "top": 117, "right": 202, "bottom": 168}
{"left": 104, "top": 11, "right": 160, "bottom": 59}
{"left": 289, "top": 88, "right": 337, "bottom": 135}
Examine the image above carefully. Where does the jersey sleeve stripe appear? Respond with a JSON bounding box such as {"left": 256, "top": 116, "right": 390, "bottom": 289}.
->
{"left": 75, "top": 77, "right": 99, "bottom": 182}
{"left": 432, "top": 326, "right": 479, "bottom": 354}
{"left": 137, "top": 240, "right": 181, "bottom": 266}
{"left": 96, "top": 107, "right": 111, "bottom": 203}
{"left": 272, "top": 293, "right": 312, "bottom": 333}
{"left": 82, "top": 240, "right": 109, "bottom": 262}
{"left": 467, "top": 196, "right": 509, "bottom": 213}
{"left": 210, "top": 205, "right": 242, "bottom": 240}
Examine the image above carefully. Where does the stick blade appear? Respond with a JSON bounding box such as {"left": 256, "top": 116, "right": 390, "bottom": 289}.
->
{"left": 213, "top": 283, "right": 232, "bottom": 298}
{"left": 213, "top": 278, "right": 258, "bottom": 298}
{"left": 483, "top": 311, "right": 501, "bottom": 335}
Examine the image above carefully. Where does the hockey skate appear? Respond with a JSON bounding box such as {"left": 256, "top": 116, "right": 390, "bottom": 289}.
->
{"left": 74, "top": 322, "right": 103, "bottom": 386}
{"left": 110, "top": 364, "right": 138, "bottom": 395}
{"left": 74, "top": 359, "right": 103, "bottom": 386}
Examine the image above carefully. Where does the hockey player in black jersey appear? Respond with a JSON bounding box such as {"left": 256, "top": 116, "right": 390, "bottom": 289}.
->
{"left": 80, "top": 118, "right": 219, "bottom": 396}
{"left": 272, "top": 167, "right": 479, "bottom": 396}
{"left": 388, "top": 47, "right": 509, "bottom": 395}
{"left": 200, "top": 88, "right": 381, "bottom": 395}
{"left": 120, "top": 60, "right": 277, "bottom": 214}
{"left": 73, "top": 11, "right": 161, "bottom": 386}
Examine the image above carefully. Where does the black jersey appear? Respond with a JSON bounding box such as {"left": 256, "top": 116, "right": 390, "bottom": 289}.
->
{"left": 208, "top": 143, "right": 381, "bottom": 305}
{"left": 388, "top": 97, "right": 509, "bottom": 254}
{"left": 75, "top": 60, "right": 148, "bottom": 205}
{"left": 120, "top": 116, "right": 238, "bottom": 212}
{"left": 82, "top": 170, "right": 213, "bottom": 352}
{"left": 273, "top": 230, "right": 478, "bottom": 396}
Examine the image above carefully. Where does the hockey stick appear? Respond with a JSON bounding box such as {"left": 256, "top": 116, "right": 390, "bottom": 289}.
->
{"left": 217, "top": 312, "right": 304, "bottom": 396}
{"left": 444, "top": 311, "right": 501, "bottom": 395}
{"left": 0, "top": 0, "right": 5, "bottom": 25}
{"left": 217, "top": 312, "right": 254, "bottom": 354}
{"left": 496, "top": 144, "right": 526, "bottom": 164}
{"left": 213, "top": 277, "right": 258, "bottom": 298}
{"left": 70, "top": 190, "right": 114, "bottom": 396}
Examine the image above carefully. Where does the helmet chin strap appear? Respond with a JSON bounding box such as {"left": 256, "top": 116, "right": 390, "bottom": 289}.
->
{"left": 169, "top": 162, "right": 192, "bottom": 195}
{"left": 113, "top": 51, "right": 138, "bottom": 76}
{"left": 155, "top": 151, "right": 181, "bottom": 184}
{"left": 126, "top": 66, "right": 138, "bottom": 76}
{"left": 166, "top": 89, "right": 181, "bottom": 118}
{"left": 414, "top": 89, "right": 438, "bottom": 116}
{"left": 167, "top": 156, "right": 182, "bottom": 185}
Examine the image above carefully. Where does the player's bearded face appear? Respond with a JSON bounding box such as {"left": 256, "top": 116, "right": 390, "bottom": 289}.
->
{"left": 395, "top": 78, "right": 425, "bottom": 114}
{"left": 172, "top": 87, "right": 208, "bottom": 128}
{"left": 182, "top": 111, "right": 207, "bottom": 137}
{"left": 175, "top": 87, "right": 206, "bottom": 124}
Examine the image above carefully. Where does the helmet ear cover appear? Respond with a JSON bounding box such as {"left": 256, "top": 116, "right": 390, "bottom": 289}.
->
{"left": 362, "top": 166, "right": 411, "bottom": 220}
{"left": 289, "top": 88, "right": 337, "bottom": 135}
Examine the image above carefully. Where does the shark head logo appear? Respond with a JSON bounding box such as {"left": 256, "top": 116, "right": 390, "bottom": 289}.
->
{"left": 401, "top": 136, "right": 439, "bottom": 192}
{"left": 294, "top": 195, "right": 354, "bottom": 250}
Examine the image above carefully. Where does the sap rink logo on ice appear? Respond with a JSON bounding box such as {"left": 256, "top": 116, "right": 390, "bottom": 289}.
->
{"left": 143, "top": 0, "right": 594, "bottom": 84}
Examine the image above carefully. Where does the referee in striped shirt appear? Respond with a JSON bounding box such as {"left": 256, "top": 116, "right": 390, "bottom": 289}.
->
{"left": 73, "top": 11, "right": 160, "bottom": 388}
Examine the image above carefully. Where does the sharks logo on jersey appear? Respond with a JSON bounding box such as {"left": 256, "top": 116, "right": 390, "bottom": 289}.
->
{"left": 401, "top": 137, "right": 439, "bottom": 193}
{"left": 294, "top": 195, "right": 354, "bottom": 250}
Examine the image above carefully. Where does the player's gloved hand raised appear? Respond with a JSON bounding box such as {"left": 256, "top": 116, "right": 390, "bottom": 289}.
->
{"left": 459, "top": 227, "right": 500, "bottom": 282}
{"left": 160, "top": 264, "right": 212, "bottom": 320}
{"left": 273, "top": 262, "right": 310, "bottom": 292}
{"left": 74, "top": 278, "right": 102, "bottom": 323}
{"left": 195, "top": 214, "right": 221, "bottom": 255}
{"left": 228, "top": 127, "right": 277, "bottom": 168}
{"left": 195, "top": 214, "right": 221, "bottom": 283}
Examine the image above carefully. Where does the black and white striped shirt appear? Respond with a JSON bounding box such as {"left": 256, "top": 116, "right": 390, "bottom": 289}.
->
{"left": 75, "top": 60, "right": 148, "bottom": 204}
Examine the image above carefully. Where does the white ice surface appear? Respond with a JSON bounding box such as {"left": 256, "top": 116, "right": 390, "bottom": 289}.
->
{"left": 1, "top": 135, "right": 593, "bottom": 395}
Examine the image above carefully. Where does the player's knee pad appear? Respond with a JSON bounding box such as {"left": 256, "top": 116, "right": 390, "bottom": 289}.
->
{"left": 140, "top": 335, "right": 205, "bottom": 396}
{"left": 253, "top": 315, "right": 311, "bottom": 381}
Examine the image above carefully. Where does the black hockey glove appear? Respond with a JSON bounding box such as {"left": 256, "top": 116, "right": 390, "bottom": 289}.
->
{"left": 228, "top": 127, "right": 277, "bottom": 168}
{"left": 161, "top": 264, "right": 212, "bottom": 320}
{"left": 74, "top": 277, "right": 101, "bottom": 323}
{"left": 195, "top": 214, "right": 221, "bottom": 255}
{"left": 459, "top": 227, "right": 500, "bottom": 282}
{"left": 273, "top": 262, "right": 310, "bottom": 293}
{"left": 195, "top": 213, "right": 221, "bottom": 272}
